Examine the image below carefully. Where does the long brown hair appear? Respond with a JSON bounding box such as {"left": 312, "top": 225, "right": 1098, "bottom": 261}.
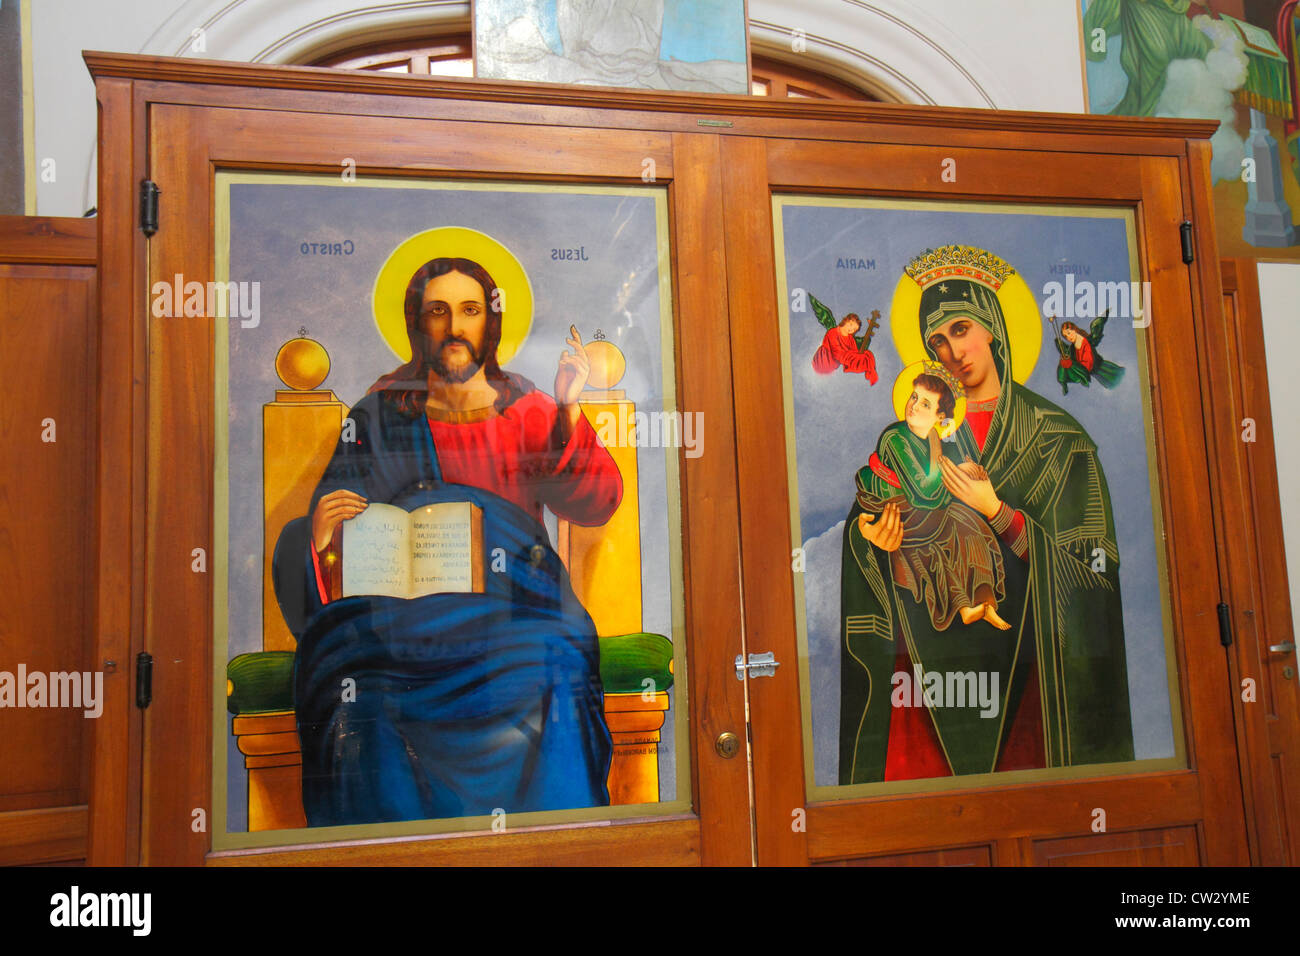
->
{"left": 367, "top": 257, "right": 527, "bottom": 416}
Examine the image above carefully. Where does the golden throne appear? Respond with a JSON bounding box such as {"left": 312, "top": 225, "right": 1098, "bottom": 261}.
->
{"left": 227, "top": 336, "right": 672, "bottom": 831}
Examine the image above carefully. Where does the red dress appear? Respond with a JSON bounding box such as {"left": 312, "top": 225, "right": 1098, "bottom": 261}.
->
{"left": 882, "top": 403, "right": 1046, "bottom": 780}
{"left": 1073, "top": 335, "right": 1097, "bottom": 372}
{"left": 426, "top": 390, "right": 621, "bottom": 527}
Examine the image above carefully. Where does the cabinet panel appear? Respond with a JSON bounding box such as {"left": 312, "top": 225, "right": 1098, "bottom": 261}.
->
{"left": 0, "top": 216, "right": 96, "bottom": 866}
{"left": 724, "top": 135, "right": 1248, "bottom": 866}
{"left": 1032, "top": 826, "right": 1199, "bottom": 866}
{"left": 815, "top": 845, "right": 993, "bottom": 867}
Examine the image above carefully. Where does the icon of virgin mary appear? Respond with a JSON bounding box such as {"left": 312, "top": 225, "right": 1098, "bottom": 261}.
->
{"left": 839, "top": 245, "right": 1135, "bottom": 783}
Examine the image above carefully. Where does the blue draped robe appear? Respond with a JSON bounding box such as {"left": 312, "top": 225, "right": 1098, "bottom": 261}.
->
{"left": 287, "top": 392, "right": 612, "bottom": 826}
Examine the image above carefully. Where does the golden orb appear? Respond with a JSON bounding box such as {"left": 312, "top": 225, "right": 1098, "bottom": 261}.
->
{"left": 275, "top": 337, "right": 330, "bottom": 390}
{"left": 585, "top": 340, "right": 627, "bottom": 390}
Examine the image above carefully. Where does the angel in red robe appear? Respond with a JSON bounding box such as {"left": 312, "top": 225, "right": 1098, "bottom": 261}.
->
{"left": 809, "top": 294, "right": 878, "bottom": 385}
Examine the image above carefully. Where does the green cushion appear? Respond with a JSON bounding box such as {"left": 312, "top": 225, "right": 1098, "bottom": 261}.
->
{"left": 227, "top": 651, "right": 295, "bottom": 715}
{"left": 596, "top": 632, "right": 674, "bottom": 695}
{"left": 226, "top": 634, "right": 673, "bottom": 715}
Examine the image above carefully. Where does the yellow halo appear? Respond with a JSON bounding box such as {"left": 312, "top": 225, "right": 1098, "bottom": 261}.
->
{"left": 372, "top": 227, "right": 534, "bottom": 365}
{"left": 892, "top": 361, "right": 968, "bottom": 440}
{"left": 889, "top": 269, "right": 1043, "bottom": 385}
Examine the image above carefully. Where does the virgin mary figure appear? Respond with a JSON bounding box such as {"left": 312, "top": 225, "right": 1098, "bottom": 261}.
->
{"left": 839, "top": 245, "right": 1135, "bottom": 783}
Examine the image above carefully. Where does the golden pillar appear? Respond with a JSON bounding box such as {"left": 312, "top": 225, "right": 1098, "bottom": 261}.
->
{"left": 559, "top": 336, "right": 667, "bottom": 805}
{"left": 237, "top": 336, "right": 341, "bottom": 830}
{"left": 560, "top": 337, "right": 643, "bottom": 635}
{"left": 261, "top": 337, "right": 344, "bottom": 651}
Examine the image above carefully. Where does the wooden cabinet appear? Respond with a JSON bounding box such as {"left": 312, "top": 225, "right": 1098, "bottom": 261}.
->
{"left": 85, "top": 52, "right": 1260, "bottom": 865}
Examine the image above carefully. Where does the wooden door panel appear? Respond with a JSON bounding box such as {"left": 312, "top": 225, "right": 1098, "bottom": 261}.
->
{"left": 1211, "top": 259, "right": 1300, "bottom": 866}
{"left": 208, "top": 816, "right": 700, "bottom": 866}
{"left": 154, "top": 104, "right": 675, "bottom": 181}
{"left": 115, "top": 97, "right": 750, "bottom": 865}
{"left": 726, "top": 134, "right": 1248, "bottom": 867}
{"left": 765, "top": 139, "right": 1145, "bottom": 200}
{"left": 1031, "top": 826, "right": 1200, "bottom": 866}
{"left": 0, "top": 266, "right": 96, "bottom": 812}
{"left": 815, "top": 845, "right": 993, "bottom": 867}
{"left": 805, "top": 774, "right": 1204, "bottom": 861}
{"left": 0, "top": 217, "right": 97, "bottom": 865}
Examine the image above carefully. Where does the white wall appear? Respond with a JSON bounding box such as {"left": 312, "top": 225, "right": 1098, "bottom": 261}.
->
{"left": 27, "top": 0, "right": 1089, "bottom": 217}
{"left": 1257, "top": 262, "right": 1300, "bottom": 626}
{"left": 749, "top": 0, "right": 1086, "bottom": 112}
{"left": 30, "top": 0, "right": 183, "bottom": 216}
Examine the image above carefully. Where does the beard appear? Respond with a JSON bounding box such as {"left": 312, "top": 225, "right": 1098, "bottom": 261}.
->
{"left": 427, "top": 336, "right": 485, "bottom": 384}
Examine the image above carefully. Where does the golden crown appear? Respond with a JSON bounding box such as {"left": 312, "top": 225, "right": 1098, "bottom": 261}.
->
{"left": 904, "top": 245, "right": 1015, "bottom": 291}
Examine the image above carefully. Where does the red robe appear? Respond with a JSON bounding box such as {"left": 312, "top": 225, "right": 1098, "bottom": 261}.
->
{"left": 426, "top": 390, "right": 621, "bottom": 526}
{"left": 314, "top": 389, "right": 622, "bottom": 602}
{"left": 812, "top": 328, "right": 878, "bottom": 384}
{"left": 1072, "top": 335, "right": 1096, "bottom": 372}
{"left": 882, "top": 401, "right": 1045, "bottom": 780}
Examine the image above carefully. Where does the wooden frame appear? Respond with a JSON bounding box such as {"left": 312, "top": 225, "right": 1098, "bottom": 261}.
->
{"left": 85, "top": 51, "right": 1254, "bottom": 866}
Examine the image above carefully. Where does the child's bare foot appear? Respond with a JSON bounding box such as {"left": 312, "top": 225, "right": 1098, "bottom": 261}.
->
{"left": 959, "top": 605, "right": 984, "bottom": 625}
{"left": 983, "top": 604, "right": 1011, "bottom": 630}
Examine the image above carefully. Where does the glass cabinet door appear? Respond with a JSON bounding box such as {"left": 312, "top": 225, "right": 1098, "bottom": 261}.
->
{"left": 119, "top": 91, "right": 750, "bottom": 865}
{"left": 720, "top": 134, "right": 1247, "bottom": 867}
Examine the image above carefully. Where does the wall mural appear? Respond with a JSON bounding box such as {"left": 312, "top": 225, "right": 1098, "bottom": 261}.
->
{"left": 1081, "top": 0, "right": 1300, "bottom": 257}
{"left": 474, "top": 0, "right": 750, "bottom": 93}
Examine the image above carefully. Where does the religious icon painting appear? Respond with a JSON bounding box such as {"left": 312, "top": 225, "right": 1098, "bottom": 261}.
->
{"left": 772, "top": 195, "right": 1188, "bottom": 797}
{"left": 211, "top": 173, "right": 691, "bottom": 849}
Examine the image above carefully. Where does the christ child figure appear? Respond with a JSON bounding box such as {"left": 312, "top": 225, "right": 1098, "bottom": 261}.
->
{"left": 856, "top": 370, "right": 1010, "bottom": 630}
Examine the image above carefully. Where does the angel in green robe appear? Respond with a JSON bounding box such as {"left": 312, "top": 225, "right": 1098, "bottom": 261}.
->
{"left": 857, "top": 370, "right": 1009, "bottom": 632}
{"left": 1055, "top": 314, "right": 1126, "bottom": 395}
{"left": 840, "top": 246, "right": 1134, "bottom": 784}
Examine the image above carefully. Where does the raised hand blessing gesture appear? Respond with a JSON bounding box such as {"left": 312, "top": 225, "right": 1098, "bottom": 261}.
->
{"left": 555, "top": 325, "right": 591, "bottom": 408}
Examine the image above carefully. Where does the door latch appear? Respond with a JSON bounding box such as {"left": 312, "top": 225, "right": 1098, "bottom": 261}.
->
{"left": 735, "top": 651, "right": 780, "bottom": 680}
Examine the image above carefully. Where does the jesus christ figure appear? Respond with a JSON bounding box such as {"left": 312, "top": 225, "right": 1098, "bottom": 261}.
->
{"left": 291, "top": 256, "right": 624, "bottom": 827}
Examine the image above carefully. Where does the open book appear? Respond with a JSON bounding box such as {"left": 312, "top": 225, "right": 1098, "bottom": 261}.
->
{"left": 342, "top": 501, "right": 484, "bottom": 599}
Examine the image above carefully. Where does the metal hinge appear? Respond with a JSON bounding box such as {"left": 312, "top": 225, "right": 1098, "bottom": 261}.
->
{"left": 1180, "top": 221, "right": 1194, "bottom": 264}
{"left": 1217, "top": 602, "right": 1233, "bottom": 648}
{"left": 735, "top": 651, "right": 780, "bottom": 680}
{"left": 139, "top": 180, "right": 160, "bottom": 237}
{"left": 135, "top": 652, "right": 153, "bottom": 709}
